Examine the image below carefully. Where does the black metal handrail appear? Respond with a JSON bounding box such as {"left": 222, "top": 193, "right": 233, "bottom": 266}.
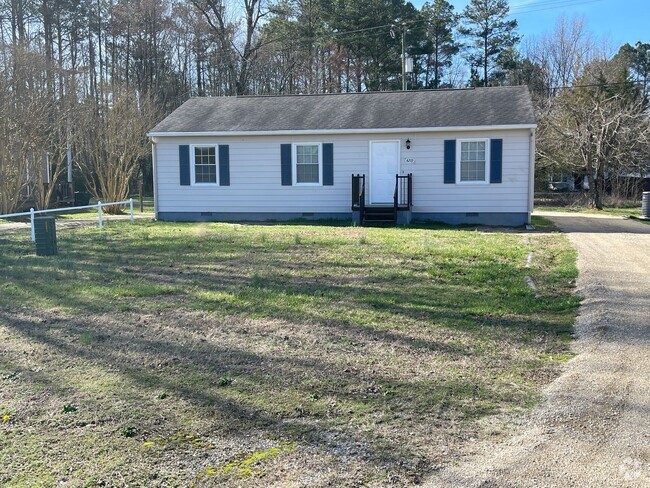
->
{"left": 352, "top": 174, "right": 366, "bottom": 222}
{"left": 394, "top": 173, "right": 413, "bottom": 212}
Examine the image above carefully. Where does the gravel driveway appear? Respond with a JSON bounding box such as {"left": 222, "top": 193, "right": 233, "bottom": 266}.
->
{"left": 428, "top": 212, "right": 650, "bottom": 487}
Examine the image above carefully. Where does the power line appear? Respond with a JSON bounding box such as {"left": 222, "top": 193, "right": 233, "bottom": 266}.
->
{"left": 260, "top": 17, "right": 403, "bottom": 46}
{"left": 260, "top": 0, "right": 607, "bottom": 49}
{"left": 510, "top": 0, "right": 599, "bottom": 11}
{"left": 331, "top": 24, "right": 394, "bottom": 37}
{"left": 510, "top": 0, "right": 605, "bottom": 15}
{"left": 549, "top": 81, "right": 638, "bottom": 90}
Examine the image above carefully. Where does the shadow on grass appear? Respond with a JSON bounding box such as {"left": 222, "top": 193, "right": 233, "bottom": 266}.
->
{"left": 2, "top": 221, "right": 578, "bottom": 340}
{"left": 0, "top": 230, "right": 574, "bottom": 339}
{"left": 0, "top": 307, "right": 517, "bottom": 480}
{"left": 0, "top": 221, "right": 578, "bottom": 482}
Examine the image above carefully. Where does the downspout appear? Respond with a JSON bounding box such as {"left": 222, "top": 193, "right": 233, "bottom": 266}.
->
{"left": 528, "top": 128, "right": 536, "bottom": 224}
{"left": 151, "top": 139, "right": 159, "bottom": 220}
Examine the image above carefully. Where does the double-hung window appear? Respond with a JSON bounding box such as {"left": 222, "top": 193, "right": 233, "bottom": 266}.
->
{"left": 191, "top": 145, "right": 218, "bottom": 185}
{"left": 457, "top": 139, "right": 489, "bottom": 184}
{"left": 293, "top": 143, "right": 322, "bottom": 185}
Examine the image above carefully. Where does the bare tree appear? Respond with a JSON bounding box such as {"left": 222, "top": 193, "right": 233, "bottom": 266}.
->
{"left": 523, "top": 16, "right": 601, "bottom": 96}
{"left": 76, "top": 86, "right": 157, "bottom": 213}
{"left": 538, "top": 58, "right": 650, "bottom": 209}
{"left": 0, "top": 75, "right": 30, "bottom": 214}
{"left": 0, "top": 45, "right": 61, "bottom": 213}
{"left": 30, "top": 113, "right": 74, "bottom": 210}
{"left": 191, "top": 0, "right": 269, "bottom": 95}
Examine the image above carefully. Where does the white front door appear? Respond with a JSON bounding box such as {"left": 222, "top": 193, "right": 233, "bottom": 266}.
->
{"left": 370, "top": 141, "right": 400, "bottom": 204}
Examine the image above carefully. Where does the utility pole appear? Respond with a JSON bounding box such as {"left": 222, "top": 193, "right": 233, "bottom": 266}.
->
{"left": 402, "top": 24, "right": 406, "bottom": 91}
{"left": 391, "top": 22, "right": 410, "bottom": 91}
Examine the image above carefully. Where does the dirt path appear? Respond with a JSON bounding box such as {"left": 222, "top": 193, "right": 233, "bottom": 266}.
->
{"left": 427, "top": 212, "right": 650, "bottom": 487}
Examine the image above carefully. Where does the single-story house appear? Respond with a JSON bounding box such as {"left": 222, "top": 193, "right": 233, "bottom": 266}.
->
{"left": 147, "top": 86, "right": 537, "bottom": 226}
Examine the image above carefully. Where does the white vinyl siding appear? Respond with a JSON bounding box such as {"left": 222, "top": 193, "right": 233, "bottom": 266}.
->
{"left": 153, "top": 129, "right": 531, "bottom": 215}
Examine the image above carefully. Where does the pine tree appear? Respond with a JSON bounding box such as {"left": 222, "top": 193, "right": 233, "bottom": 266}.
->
{"left": 616, "top": 42, "right": 650, "bottom": 100}
{"left": 459, "top": 0, "right": 519, "bottom": 87}
{"left": 420, "top": 0, "right": 460, "bottom": 88}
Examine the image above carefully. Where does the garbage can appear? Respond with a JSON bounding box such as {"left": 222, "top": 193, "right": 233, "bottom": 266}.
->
{"left": 643, "top": 192, "right": 650, "bottom": 219}
{"left": 34, "top": 216, "right": 58, "bottom": 256}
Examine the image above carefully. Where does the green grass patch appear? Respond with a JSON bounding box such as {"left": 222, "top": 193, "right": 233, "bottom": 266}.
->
{"left": 0, "top": 220, "right": 579, "bottom": 486}
{"left": 536, "top": 205, "right": 641, "bottom": 217}
{"left": 530, "top": 215, "right": 557, "bottom": 231}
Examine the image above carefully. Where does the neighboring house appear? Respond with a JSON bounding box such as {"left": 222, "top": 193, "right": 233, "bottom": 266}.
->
{"left": 147, "top": 86, "right": 537, "bottom": 226}
{"left": 547, "top": 173, "right": 582, "bottom": 192}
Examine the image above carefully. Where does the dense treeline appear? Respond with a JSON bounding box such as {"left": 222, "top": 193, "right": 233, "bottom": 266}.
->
{"left": 0, "top": 0, "right": 522, "bottom": 106}
{"left": 0, "top": 0, "right": 648, "bottom": 213}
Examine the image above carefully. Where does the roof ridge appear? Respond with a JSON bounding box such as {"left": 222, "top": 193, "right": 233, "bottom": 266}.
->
{"left": 235, "top": 87, "right": 479, "bottom": 99}
{"left": 186, "top": 85, "right": 527, "bottom": 100}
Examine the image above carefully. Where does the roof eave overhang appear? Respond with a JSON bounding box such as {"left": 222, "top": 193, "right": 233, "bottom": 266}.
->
{"left": 147, "top": 124, "right": 537, "bottom": 138}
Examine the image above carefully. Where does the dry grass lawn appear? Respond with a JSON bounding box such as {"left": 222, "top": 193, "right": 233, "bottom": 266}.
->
{"left": 0, "top": 219, "right": 579, "bottom": 486}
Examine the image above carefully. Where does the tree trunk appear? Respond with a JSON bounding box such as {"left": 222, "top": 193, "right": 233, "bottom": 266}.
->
{"left": 592, "top": 163, "right": 606, "bottom": 210}
{"left": 483, "top": 31, "right": 488, "bottom": 86}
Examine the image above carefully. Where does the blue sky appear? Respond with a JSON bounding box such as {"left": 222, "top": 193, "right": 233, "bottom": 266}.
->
{"left": 413, "top": 0, "right": 649, "bottom": 48}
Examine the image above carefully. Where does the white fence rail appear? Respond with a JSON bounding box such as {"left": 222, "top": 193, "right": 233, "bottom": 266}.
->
{"left": 0, "top": 199, "right": 134, "bottom": 241}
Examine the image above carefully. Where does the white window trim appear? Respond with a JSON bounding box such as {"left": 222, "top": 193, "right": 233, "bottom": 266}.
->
{"left": 456, "top": 138, "right": 490, "bottom": 185}
{"left": 292, "top": 142, "right": 323, "bottom": 186}
{"left": 190, "top": 144, "right": 219, "bottom": 186}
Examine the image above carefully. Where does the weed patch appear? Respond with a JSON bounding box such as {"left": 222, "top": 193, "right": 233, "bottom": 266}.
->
{"left": 201, "top": 442, "right": 297, "bottom": 481}
{"left": 62, "top": 404, "right": 77, "bottom": 414}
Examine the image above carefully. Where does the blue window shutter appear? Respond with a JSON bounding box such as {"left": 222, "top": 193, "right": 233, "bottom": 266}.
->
{"left": 219, "top": 145, "right": 230, "bottom": 186}
{"left": 179, "top": 145, "right": 190, "bottom": 186}
{"left": 323, "top": 143, "right": 334, "bottom": 186}
{"left": 281, "top": 144, "right": 292, "bottom": 185}
{"left": 444, "top": 140, "right": 456, "bottom": 184}
{"left": 490, "top": 139, "right": 503, "bottom": 183}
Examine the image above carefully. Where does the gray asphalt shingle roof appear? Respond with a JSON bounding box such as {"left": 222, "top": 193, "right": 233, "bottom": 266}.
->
{"left": 149, "top": 86, "right": 535, "bottom": 134}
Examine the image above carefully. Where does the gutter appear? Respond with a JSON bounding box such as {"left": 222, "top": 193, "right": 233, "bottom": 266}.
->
{"left": 147, "top": 124, "right": 537, "bottom": 138}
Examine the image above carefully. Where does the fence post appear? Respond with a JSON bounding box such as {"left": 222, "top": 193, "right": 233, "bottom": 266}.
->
{"left": 30, "top": 208, "right": 36, "bottom": 242}
{"left": 129, "top": 198, "right": 134, "bottom": 223}
{"left": 98, "top": 202, "right": 103, "bottom": 229}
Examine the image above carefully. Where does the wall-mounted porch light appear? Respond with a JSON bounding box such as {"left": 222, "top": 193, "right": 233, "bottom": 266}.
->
{"left": 405, "top": 138, "right": 411, "bottom": 150}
